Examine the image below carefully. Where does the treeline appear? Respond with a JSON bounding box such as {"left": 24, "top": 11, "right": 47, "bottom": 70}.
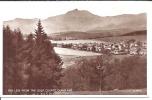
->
{"left": 61, "top": 55, "right": 147, "bottom": 91}
{"left": 121, "top": 30, "right": 147, "bottom": 36}
{"left": 50, "top": 30, "right": 146, "bottom": 41}
{"left": 3, "top": 20, "right": 63, "bottom": 95}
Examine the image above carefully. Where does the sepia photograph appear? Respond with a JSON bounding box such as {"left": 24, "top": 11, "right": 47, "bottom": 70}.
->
{"left": 1, "top": 1, "right": 148, "bottom": 96}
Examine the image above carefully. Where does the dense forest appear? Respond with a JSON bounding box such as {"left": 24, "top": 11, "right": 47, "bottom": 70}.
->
{"left": 3, "top": 20, "right": 63, "bottom": 94}
{"left": 61, "top": 55, "right": 146, "bottom": 91}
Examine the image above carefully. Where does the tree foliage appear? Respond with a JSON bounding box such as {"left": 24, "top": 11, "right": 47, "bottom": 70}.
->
{"left": 3, "top": 20, "right": 63, "bottom": 95}
{"left": 61, "top": 55, "right": 146, "bottom": 91}
{"left": 61, "top": 55, "right": 113, "bottom": 91}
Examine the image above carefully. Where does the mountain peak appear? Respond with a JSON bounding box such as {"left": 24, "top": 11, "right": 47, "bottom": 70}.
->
{"left": 66, "top": 9, "right": 81, "bottom": 14}
{"left": 66, "top": 9, "right": 95, "bottom": 17}
{"left": 70, "top": 9, "right": 79, "bottom": 12}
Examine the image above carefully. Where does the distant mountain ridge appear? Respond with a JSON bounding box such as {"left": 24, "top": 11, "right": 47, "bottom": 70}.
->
{"left": 4, "top": 9, "right": 146, "bottom": 36}
{"left": 51, "top": 30, "right": 146, "bottom": 40}
{"left": 121, "top": 30, "right": 146, "bottom": 36}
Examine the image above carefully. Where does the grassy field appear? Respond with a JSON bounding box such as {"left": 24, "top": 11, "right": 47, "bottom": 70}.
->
{"left": 54, "top": 47, "right": 101, "bottom": 68}
{"left": 54, "top": 47, "right": 101, "bottom": 56}
{"left": 54, "top": 47, "right": 146, "bottom": 68}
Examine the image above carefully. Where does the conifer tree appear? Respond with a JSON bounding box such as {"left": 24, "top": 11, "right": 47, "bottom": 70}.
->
{"left": 28, "top": 20, "right": 63, "bottom": 92}
{"left": 35, "top": 19, "right": 47, "bottom": 45}
{"left": 3, "top": 26, "right": 25, "bottom": 94}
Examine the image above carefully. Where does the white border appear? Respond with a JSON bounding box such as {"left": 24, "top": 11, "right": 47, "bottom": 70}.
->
{"left": 0, "top": 1, "right": 152, "bottom": 98}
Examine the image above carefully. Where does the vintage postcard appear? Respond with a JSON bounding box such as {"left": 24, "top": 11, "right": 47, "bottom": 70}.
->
{"left": 0, "top": 1, "right": 149, "bottom": 97}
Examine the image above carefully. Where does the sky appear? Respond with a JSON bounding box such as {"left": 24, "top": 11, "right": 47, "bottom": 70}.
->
{"left": 0, "top": 1, "right": 150, "bottom": 21}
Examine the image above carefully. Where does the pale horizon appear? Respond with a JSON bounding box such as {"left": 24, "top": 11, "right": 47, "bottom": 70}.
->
{"left": 0, "top": 1, "right": 149, "bottom": 21}
{"left": 4, "top": 9, "right": 146, "bottom": 22}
